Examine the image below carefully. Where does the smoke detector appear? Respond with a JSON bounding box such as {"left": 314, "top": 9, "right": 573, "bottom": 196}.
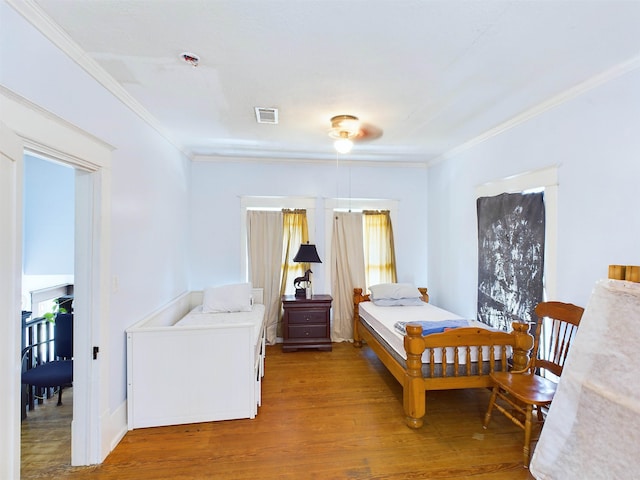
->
{"left": 180, "top": 52, "right": 200, "bottom": 67}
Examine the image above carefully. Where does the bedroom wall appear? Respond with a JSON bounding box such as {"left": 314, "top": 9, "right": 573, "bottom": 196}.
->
{"left": 188, "top": 159, "right": 429, "bottom": 292}
{"left": 1, "top": 2, "right": 190, "bottom": 422}
{"left": 427, "top": 65, "right": 640, "bottom": 318}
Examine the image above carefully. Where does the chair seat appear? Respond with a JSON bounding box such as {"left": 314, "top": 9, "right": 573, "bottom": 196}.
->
{"left": 22, "top": 360, "right": 73, "bottom": 387}
{"left": 490, "top": 371, "right": 557, "bottom": 405}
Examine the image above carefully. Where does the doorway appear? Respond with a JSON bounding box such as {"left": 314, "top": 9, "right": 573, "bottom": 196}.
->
{"left": 1, "top": 93, "right": 112, "bottom": 479}
{"left": 21, "top": 153, "right": 76, "bottom": 473}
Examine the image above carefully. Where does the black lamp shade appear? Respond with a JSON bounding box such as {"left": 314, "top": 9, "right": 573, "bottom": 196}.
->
{"left": 293, "top": 243, "right": 322, "bottom": 263}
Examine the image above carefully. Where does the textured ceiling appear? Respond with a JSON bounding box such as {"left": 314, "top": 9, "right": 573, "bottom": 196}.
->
{"left": 15, "top": 0, "right": 640, "bottom": 164}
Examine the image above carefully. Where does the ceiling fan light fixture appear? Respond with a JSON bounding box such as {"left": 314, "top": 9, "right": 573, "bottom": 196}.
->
{"left": 334, "top": 136, "right": 353, "bottom": 154}
{"left": 328, "top": 114, "right": 360, "bottom": 139}
{"left": 329, "top": 114, "right": 360, "bottom": 153}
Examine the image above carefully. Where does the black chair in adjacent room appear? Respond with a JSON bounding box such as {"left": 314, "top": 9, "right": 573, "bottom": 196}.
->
{"left": 22, "top": 313, "right": 73, "bottom": 409}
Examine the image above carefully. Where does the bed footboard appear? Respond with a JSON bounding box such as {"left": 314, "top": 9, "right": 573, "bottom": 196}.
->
{"left": 402, "top": 322, "right": 533, "bottom": 428}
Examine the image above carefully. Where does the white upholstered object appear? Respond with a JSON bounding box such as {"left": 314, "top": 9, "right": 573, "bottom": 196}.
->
{"left": 202, "top": 282, "right": 252, "bottom": 312}
{"left": 126, "top": 288, "right": 266, "bottom": 429}
{"left": 530, "top": 279, "right": 640, "bottom": 479}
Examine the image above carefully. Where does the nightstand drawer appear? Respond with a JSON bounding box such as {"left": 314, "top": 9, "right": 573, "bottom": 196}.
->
{"left": 281, "top": 294, "right": 332, "bottom": 352}
{"left": 288, "top": 324, "right": 327, "bottom": 339}
{"left": 287, "top": 310, "right": 326, "bottom": 325}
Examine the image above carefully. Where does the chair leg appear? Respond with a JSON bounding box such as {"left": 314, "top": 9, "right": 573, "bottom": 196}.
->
{"left": 57, "top": 387, "right": 63, "bottom": 406}
{"left": 523, "top": 404, "right": 533, "bottom": 468}
{"left": 483, "top": 385, "right": 499, "bottom": 429}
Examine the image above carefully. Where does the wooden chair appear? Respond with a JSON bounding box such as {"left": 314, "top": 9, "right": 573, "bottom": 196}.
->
{"left": 482, "top": 301, "right": 584, "bottom": 467}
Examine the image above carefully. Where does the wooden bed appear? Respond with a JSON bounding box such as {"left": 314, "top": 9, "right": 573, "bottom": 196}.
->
{"left": 353, "top": 287, "right": 534, "bottom": 428}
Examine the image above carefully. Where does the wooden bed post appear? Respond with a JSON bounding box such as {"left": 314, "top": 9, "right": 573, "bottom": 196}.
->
{"left": 353, "top": 288, "right": 368, "bottom": 348}
{"left": 417, "top": 287, "right": 429, "bottom": 303}
{"left": 510, "top": 322, "right": 534, "bottom": 371}
{"left": 403, "top": 323, "right": 426, "bottom": 429}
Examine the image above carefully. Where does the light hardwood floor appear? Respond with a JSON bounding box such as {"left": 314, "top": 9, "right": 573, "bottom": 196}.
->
{"left": 22, "top": 343, "right": 536, "bottom": 479}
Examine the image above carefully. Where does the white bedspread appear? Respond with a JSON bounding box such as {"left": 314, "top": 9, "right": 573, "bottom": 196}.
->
{"left": 530, "top": 279, "right": 640, "bottom": 479}
{"left": 175, "top": 303, "right": 266, "bottom": 344}
{"left": 359, "top": 301, "right": 495, "bottom": 363}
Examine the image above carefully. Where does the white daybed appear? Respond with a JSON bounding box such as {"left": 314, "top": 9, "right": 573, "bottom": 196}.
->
{"left": 126, "top": 286, "right": 266, "bottom": 429}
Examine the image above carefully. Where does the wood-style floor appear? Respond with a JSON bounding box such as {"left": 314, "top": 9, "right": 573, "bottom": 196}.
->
{"left": 22, "top": 343, "right": 536, "bottom": 479}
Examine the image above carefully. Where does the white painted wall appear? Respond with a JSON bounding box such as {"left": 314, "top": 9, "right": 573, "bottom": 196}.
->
{"left": 188, "top": 159, "right": 429, "bottom": 292}
{"left": 1, "top": 1, "right": 190, "bottom": 439}
{"left": 427, "top": 66, "right": 640, "bottom": 317}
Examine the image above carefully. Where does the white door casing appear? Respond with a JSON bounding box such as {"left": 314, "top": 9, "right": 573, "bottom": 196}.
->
{"left": 0, "top": 120, "right": 24, "bottom": 480}
{"left": 1, "top": 87, "right": 113, "bottom": 472}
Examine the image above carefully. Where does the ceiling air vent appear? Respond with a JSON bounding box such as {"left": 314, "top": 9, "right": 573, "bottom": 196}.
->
{"left": 255, "top": 107, "right": 278, "bottom": 124}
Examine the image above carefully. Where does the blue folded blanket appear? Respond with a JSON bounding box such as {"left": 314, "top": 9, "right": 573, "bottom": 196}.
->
{"left": 394, "top": 319, "right": 469, "bottom": 336}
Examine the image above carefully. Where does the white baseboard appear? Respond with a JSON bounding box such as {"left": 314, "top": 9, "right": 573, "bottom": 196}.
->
{"left": 102, "top": 399, "right": 128, "bottom": 461}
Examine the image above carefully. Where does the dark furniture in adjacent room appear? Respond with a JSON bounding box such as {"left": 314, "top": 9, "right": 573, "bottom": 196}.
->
{"left": 22, "top": 312, "right": 74, "bottom": 413}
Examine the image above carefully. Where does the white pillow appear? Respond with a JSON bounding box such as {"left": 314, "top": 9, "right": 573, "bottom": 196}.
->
{"left": 202, "top": 283, "right": 252, "bottom": 313}
{"left": 372, "top": 297, "right": 425, "bottom": 307}
{"left": 369, "top": 283, "right": 420, "bottom": 300}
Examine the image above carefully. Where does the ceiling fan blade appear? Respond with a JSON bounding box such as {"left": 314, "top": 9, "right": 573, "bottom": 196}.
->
{"left": 355, "top": 123, "right": 383, "bottom": 142}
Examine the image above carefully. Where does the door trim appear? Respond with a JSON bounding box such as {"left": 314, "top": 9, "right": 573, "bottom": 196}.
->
{"left": 1, "top": 87, "right": 113, "bottom": 469}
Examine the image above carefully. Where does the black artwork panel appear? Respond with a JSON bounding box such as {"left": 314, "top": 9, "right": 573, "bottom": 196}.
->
{"left": 477, "top": 192, "right": 545, "bottom": 331}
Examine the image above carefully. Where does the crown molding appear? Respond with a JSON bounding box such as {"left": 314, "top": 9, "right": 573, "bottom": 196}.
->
{"left": 6, "top": 0, "right": 189, "bottom": 158}
{"left": 12, "top": 0, "right": 637, "bottom": 170}
{"left": 191, "top": 153, "right": 428, "bottom": 169}
{"left": 429, "top": 54, "right": 640, "bottom": 167}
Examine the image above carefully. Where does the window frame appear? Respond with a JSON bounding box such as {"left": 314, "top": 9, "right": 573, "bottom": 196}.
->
{"left": 323, "top": 197, "right": 398, "bottom": 294}
{"left": 240, "top": 196, "right": 316, "bottom": 282}
{"left": 475, "top": 166, "right": 558, "bottom": 302}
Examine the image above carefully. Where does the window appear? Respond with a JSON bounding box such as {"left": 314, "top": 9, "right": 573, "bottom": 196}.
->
{"left": 476, "top": 167, "right": 558, "bottom": 377}
{"left": 240, "top": 196, "right": 316, "bottom": 283}
{"left": 476, "top": 167, "right": 558, "bottom": 303}
{"left": 323, "top": 198, "right": 398, "bottom": 293}
{"left": 241, "top": 197, "right": 316, "bottom": 344}
{"left": 476, "top": 191, "right": 545, "bottom": 329}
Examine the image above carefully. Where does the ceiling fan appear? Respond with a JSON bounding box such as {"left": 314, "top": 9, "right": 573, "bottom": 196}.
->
{"left": 328, "top": 115, "right": 383, "bottom": 153}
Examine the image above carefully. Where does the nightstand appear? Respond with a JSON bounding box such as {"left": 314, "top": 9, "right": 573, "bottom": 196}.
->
{"left": 281, "top": 295, "right": 332, "bottom": 352}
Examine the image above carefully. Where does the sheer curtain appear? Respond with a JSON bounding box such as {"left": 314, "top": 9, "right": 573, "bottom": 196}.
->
{"left": 363, "top": 210, "right": 397, "bottom": 289}
{"left": 247, "top": 210, "right": 283, "bottom": 345}
{"left": 331, "top": 212, "right": 365, "bottom": 342}
{"left": 279, "top": 209, "right": 308, "bottom": 334}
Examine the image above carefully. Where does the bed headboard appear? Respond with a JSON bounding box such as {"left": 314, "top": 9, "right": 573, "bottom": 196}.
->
{"left": 608, "top": 265, "right": 639, "bottom": 283}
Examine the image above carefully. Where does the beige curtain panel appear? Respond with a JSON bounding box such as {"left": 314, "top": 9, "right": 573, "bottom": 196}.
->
{"left": 331, "top": 211, "right": 365, "bottom": 342}
{"left": 247, "top": 210, "right": 284, "bottom": 345}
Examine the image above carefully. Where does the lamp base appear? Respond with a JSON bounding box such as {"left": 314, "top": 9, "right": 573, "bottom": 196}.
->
{"left": 294, "top": 288, "right": 306, "bottom": 298}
